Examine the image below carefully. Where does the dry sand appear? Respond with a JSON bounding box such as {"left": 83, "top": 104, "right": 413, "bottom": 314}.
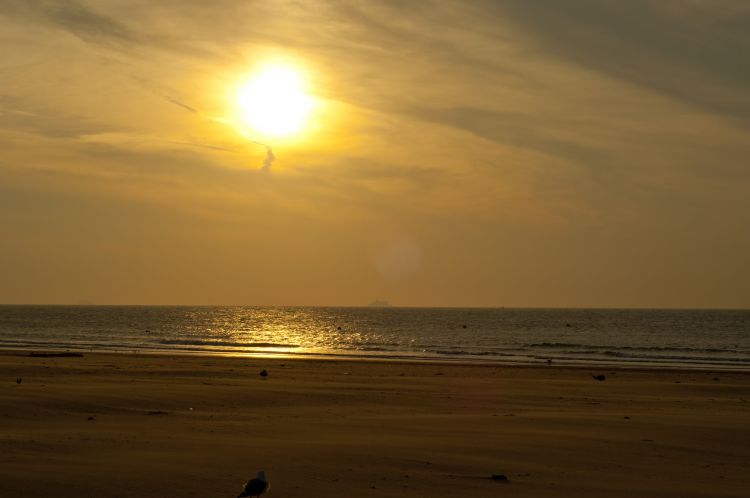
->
{"left": 1, "top": 351, "right": 748, "bottom": 498}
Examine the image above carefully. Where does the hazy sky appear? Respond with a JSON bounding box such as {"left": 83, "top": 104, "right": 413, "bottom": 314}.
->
{"left": 1, "top": 0, "right": 749, "bottom": 307}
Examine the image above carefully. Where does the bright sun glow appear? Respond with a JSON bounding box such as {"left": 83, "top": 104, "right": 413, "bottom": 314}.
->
{"left": 235, "top": 64, "right": 314, "bottom": 138}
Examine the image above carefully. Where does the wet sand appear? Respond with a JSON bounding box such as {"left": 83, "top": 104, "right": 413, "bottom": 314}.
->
{"left": 1, "top": 351, "right": 748, "bottom": 497}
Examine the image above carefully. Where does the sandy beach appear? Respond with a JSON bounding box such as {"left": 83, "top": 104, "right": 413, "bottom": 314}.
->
{"left": 1, "top": 352, "right": 748, "bottom": 498}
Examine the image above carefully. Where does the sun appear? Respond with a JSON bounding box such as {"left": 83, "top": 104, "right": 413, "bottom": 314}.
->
{"left": 235, "top": 64, "right": 314, "bottom": 139}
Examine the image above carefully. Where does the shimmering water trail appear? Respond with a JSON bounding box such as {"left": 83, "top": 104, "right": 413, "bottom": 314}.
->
{"left": 0, "top": 306, "right": 748, "bottom": 369}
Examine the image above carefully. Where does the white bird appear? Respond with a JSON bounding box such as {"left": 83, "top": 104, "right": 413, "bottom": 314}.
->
{"left": 238, "top": 471, "right": 270, "bottom": 498}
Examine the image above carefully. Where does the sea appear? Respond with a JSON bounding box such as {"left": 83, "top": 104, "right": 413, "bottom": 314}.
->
{"left": 0, "top": 306, "right": 748, "bottom": 370}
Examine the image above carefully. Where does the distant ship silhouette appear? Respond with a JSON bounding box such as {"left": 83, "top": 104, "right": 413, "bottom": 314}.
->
{"left": 368, "top": 300, "right": 392, "bottom": 307}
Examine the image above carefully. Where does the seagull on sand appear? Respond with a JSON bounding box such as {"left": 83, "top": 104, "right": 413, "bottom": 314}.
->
{"left": 238, "top": 471, "right": 269, "bottom": 498}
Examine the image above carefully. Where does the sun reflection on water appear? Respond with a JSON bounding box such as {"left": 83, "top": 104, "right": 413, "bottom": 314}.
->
{"left": 3, "top": 307, "right": 748, "bottom": 368}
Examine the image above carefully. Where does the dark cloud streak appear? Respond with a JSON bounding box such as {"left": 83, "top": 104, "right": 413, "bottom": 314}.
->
{"left": 408, "top": 106, "right": 604, "bottom": 163}
{"left": 0, "top": 0, "right": 137, "bottom": 46}
{"left": 490, "top": 0, "right": 750, "bottom": 123}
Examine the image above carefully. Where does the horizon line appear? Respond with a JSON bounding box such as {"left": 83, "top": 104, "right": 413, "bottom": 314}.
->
{"left": 0, "top": 303, "right": 748, "bottom": 312}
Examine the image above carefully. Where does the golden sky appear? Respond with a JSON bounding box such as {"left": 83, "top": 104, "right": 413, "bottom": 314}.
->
{"left": 1, "top": 0, "right": 749, "bottom": 307}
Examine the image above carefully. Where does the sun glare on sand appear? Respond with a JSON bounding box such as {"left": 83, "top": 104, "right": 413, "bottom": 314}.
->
{"left": 234, "top": 64, "right": 314, "bottom": 139}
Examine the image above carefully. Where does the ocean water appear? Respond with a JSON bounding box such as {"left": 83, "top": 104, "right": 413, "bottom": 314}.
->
{"left": 0, "top": 306, "right": 748, "bottom": 369}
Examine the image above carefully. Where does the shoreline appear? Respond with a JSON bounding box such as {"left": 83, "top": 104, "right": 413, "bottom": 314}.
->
{"left": 2, "top": 346, "right": 750, "bottom": 372}
{"left": 6, "top": 345, "right": 750, "bottom": 372}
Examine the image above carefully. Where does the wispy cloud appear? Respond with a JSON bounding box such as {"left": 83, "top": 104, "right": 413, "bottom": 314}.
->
{"left": 0, "top": 94, "right": 122, "bottom": 139}
{"left": 0, "top": 0, "right": 138, "bottom": 46}
{"left": 1, "top": 0, "right": 749, "bottom": 306}
{"left": 406, "top": 106, "right": 604, "bottom": 163}
{"left": 490, "top": 0, "right": 750, "bottom": 123}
